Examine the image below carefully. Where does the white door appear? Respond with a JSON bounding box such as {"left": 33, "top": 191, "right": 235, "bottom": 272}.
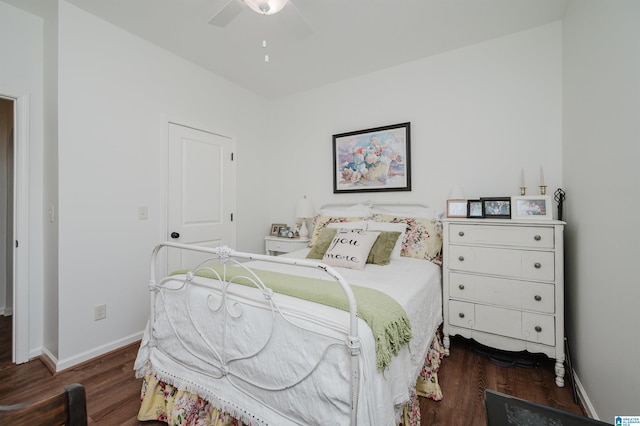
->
{"left": 167, "top": 123, "right": 235, "bottom": 272}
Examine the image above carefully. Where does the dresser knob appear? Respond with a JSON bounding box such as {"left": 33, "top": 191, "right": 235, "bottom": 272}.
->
{"left": 534, "top": 235, "right": 541, "bottom": 241}
{"left": 458, "top": 284, "right": 465, "bottom": 290}
{"left": 458, "top": 231, "right": 465, "bottom": 237}
{"left": 534, "top": 295, "right": 542, "bottom": 301}
{"left": 458, "top": 312, "right": 465, "bottom": 318}
{"left": 458, "top": 256, "right": 465, "bottom": 262}
{"left": 535, "top": 326, "right": 542, "bottom": 332}
{"left": 534, "top": 262, "right": 542, "bottom": 269}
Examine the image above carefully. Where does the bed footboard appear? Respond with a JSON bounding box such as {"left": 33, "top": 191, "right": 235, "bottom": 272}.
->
{"left": 141, "top": 242, "right": 362, "bottom": 426}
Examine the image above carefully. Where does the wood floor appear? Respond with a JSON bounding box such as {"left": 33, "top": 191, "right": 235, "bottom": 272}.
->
{"left": 0, "top": 316, "right": 585, "bottom": 425}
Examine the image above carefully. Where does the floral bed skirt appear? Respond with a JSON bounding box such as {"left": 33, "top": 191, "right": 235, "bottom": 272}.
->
{"left": 138, "top": 331, "right": 444, "bottom": 426}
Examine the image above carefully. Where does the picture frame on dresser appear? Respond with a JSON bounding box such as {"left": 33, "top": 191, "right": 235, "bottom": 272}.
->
{"left": 511, "top": 195, "right": 553, "bottom": 220}
{"left": 277, "top": 226, "right": 291, "bottom": 238}
{"left": 270, "top": 223, "right": 286, "bottom": 236}
{"left": 467, "top": 200, "right": 484, "bottom": 218}
{"left": 481, "top": 197, "right": 511, "bottom": 219}
{"left": 447, "top": 199, "right": 468, "bottom": 218}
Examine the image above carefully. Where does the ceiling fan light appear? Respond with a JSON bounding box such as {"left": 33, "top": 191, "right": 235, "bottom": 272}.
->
{"left": 244, "top": 0, "right": 288, "bottom": 16}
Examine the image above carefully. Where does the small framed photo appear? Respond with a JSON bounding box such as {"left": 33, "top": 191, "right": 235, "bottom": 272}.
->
{"left": 511, "top": 196, "right": 553, "bottom": 220}
{"left": 481, "top": 197, "right": 511, "bottom": 219}
{"left": 293, "top": 221, "right": 303, "bottom": 238}
{"left": 270, "top": 223, "right": 286, "bottom": 236}
{"left": 278, "top": 226, "right": 291, "bottom": 238}
{"left": 467, "top": 200, "right": 484, "bottom": 218}
{"left": 447, "top": 199, "right": 468, "bottom": 218}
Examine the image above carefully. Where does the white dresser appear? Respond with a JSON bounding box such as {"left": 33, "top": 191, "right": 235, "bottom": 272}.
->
{"left": 442, "top": 218, "right": 566, "bottom": 387}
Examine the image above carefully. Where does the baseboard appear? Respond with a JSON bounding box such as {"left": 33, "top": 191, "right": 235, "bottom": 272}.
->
{"left": 572, "top": 369, "right": 602, "bottom": 420}
{"left": 54, "top": 331, "right": 144, "bottom": 372}
{"left": 40, "top": 347, "right": 58, "bottom": 374}
{"left": 1, "top": 307, "right": 12, "bottom": 316}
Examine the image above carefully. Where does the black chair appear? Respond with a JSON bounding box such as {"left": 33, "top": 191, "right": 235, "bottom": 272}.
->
{"left": 0, "top": 383, "right": 88, "bottom": 426}
{"left": 485, "top": 389, "right": 610, "bottom": 426}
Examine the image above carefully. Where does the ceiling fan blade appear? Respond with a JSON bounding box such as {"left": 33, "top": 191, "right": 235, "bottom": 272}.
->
{"left": 208, "top": 0, "right": 245, "bottom": 27}
{"left": 280, "top": 0, "right": 313, "bottom": 39}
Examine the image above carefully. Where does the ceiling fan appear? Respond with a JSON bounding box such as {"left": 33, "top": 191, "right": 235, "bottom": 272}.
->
{"left": 208, "top": 0, "right": 313, "bottom": 38}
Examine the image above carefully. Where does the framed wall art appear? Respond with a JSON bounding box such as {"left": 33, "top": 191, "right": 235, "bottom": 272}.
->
{"left": 511, "top": 195, "right": 553, "bottom": 220}
{"left": 333, "top": 122, "right": 411, "bottom": 193}
{"left": 447, "top": 199, "right": 468, "bottom": 218}
{"left": 482, "top": 197, "right": 511, "bottom": 219}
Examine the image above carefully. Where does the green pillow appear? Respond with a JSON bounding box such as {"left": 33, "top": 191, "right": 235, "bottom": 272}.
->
{"left": 306, "top": 227, "right": 338, "bottom": 259}
{"left": 367, "top": 231, "right": 401, "bottom": 265}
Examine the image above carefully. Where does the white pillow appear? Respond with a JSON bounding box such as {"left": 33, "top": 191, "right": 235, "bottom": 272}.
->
{"left": 322, "top": 230, "right": 380, "bottom": 270}
{"left": 318, "top": 204, "right": 373, "bottom": 218}
{"left": 327, "top": 221, "right": 368, "bottom": 230}
{"left": 367, "top": 221, "right": 407, "bottom": 259}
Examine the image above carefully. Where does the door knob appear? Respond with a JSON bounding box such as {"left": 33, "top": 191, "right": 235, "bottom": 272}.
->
{"left": 170, "top": 232, "right": 180, "bottom": 239}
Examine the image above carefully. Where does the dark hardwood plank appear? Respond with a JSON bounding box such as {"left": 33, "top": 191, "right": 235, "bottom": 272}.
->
{"left": 420, "top": 336, "right": 585, "bottom": 425}
{"left": 1, "top": 316, "right": 584, "bottom": 425}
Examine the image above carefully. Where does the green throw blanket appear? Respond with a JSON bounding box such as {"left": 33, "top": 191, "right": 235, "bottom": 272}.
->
{"left": 171, "top": 264, "right": 412, "bottom": 371}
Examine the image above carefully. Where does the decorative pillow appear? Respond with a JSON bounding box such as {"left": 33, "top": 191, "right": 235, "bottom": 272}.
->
{"left": 366, "top": 221, "right": 408, "bottom": 260}
{"left": 308, "top": 216, "right": 366, "bottom": 248}
{"left": 322, "top": 230, "right": 380, "bottom": 270}
{"left": 366, "top": 231, "right": 401, "bottom": 266}
{"left": 306, "top": 228, "right": 338, "bottom": 259}
{"left": 373, "top": 214, "right": 443, "bottom": 265}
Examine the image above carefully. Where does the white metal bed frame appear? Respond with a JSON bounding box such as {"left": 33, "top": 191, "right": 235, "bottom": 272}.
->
{"left": 147, "top": 242, "right": 362, "bottom": 425}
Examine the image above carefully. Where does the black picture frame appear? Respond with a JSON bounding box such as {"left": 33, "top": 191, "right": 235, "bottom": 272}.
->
{"left": 467, "top": 200, "right": 484, "bottom": 218}
{"left": 332, "top": 122, "right": 411, "bottom": 193}
{"left": 481, "top": 197, "right": 511, "bottom": 219}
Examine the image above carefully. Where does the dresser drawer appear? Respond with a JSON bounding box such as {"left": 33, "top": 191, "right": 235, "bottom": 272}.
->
{"left": 449, "top": 272, "right": 555, "bottom": 313}
{"left": 476, "top": 306, "right": 554, "bottom": 346}
{"left": 522, "top": 312, "right": 555, "bottom": 346}
{"left": 449, "top": 301, "right": 555, "bottom": 347}
{"left": 448, "top": 300, "right": 475, "bottom": 328}
{"left": 449, "top": 224, "right": 554, "bottom": 249}
{"left": 449, "top": 245, "right": 555, "bottom": 281}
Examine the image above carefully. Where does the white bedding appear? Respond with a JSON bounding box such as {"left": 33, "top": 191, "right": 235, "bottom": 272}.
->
{"left": 135, "top": 248, "right": 442, "bottom": 426}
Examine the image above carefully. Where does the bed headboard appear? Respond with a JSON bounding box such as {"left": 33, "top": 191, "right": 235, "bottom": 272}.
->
{"left": 316, "top": 201, "right": 443, "bottom": 219}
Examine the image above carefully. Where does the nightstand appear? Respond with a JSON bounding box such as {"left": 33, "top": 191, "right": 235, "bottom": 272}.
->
{"left": 264, "top": 236, "right": 310, "bottom": 255}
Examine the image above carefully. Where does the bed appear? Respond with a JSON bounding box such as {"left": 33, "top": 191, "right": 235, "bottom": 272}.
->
{"left": 134, "top": 203, "right": 445, "bottom": 426}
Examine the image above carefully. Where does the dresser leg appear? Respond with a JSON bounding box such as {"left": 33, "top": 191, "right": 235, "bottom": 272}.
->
{"left": 443, "top": 334, "right": 450, "bottom": 356}
{"left": 554, "top": 359, "right": 565, "bottom": 387}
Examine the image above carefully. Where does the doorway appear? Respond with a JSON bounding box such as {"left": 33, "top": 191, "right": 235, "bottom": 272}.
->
{"left": 0, "top": 96, "right": 14, "bottom": 365}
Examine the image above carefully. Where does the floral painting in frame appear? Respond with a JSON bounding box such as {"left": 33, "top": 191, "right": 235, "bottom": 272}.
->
{"left": 333, "top": 122, "right": 411, "bottom": 193}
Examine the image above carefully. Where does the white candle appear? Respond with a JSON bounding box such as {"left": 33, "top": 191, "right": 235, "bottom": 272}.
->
{"left": 540, "top": 166, "right": 545, "bottom": 186}
{"left": 520, "top": 168, "right": 525, "bottom": 187}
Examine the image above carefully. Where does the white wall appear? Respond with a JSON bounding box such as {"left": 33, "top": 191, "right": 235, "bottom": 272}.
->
{"left": 55, "top": 1, "right": 270, "bottom": 367}
{"left": 267, "top": 23, "right": 562, "bottom": 229}
{"left": 0, "top": 1, "right": 45, "bottom": 358}
{"left": 563, "top": 0, "right": 640, "bottom": 420}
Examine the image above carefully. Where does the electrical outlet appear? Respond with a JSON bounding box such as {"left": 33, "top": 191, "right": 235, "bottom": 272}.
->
{"left": 94, "top": 304, "right": 107, "bottom": 321}
{"left": 138, "top": 206, "right": 148, "bottom": 220}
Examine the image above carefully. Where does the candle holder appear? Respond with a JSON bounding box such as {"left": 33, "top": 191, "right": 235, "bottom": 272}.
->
{"left": 520, "top": 187, "right": 526, "bottom": 196}
{"left": 539, "top": 185, "right": 547, "bottom": 195}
